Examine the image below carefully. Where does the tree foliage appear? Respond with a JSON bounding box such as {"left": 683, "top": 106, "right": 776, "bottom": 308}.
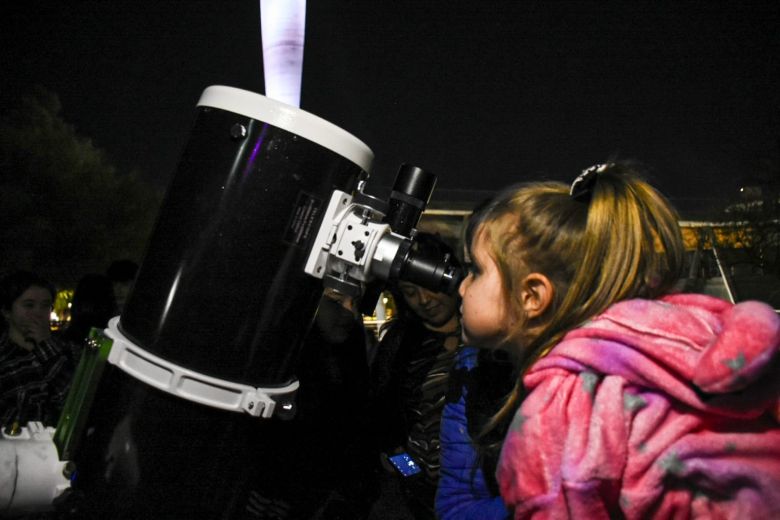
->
{"left": 0, "top": 87, "right": 163, "bottom": 287}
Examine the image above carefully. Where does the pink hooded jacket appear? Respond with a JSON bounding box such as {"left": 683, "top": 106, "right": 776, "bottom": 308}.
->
{"left": 497, "top": 294, "right": 780, "bottom": 519}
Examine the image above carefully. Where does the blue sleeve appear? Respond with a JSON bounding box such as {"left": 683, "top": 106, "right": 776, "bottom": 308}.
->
{"left": 435, "top": 348, "right": 509, "bottom": 520}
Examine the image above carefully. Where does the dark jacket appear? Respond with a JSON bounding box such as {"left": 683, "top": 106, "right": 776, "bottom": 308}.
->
{"left": 0, "top": 332, "right": 79, "bottom": 427}
{"left": 370, "top": 318, "right": 459, "bottom": 517}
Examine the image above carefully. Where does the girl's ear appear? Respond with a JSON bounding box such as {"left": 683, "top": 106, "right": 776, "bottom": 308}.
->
{"left": 520, "top": 273, "right": 554, "bottom": 319}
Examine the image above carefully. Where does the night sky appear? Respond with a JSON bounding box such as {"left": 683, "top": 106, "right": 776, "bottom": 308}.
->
{"left": 2, "top": 1, "right": 779, "bottom": 214}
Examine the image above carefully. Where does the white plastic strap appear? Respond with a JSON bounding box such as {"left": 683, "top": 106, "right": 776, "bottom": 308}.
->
{"left": 105, "top": 318, "right": 298, "bottom": 418}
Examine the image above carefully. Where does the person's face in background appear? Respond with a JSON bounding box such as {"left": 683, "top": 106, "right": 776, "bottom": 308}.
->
{"left": 112, "top": 280, "right": 133, "bottom": 313}
{"left": 315, "top": 288, "right": 359, "bottom": 344}
{"left": 398, "top": 281, "right": 459, "bottom": 330}
{"left": 2, "top": 285, "right": 53, "bottom": 349}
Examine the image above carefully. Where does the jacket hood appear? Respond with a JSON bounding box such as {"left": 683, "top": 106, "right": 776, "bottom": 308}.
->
{"left": 533, "top": 293, "right": 780, "bottom": 419}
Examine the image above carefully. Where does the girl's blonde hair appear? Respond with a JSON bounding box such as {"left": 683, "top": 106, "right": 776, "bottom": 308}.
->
{"left": 470, "top": 161, "right": 685, "bottom": 442}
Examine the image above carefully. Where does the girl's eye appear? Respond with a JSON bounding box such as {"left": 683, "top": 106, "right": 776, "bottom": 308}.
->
{"left": 465, "top": 262, "right": 480, "bottom": 276}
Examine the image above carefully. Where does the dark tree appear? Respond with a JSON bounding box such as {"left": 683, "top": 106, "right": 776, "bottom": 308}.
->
{"left": 0, "top": 86, "right": 162, "bottom": 287}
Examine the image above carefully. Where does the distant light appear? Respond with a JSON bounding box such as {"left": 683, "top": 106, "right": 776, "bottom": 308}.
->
{"left": 260, "top": 0, "right": 306, "bottom": 107}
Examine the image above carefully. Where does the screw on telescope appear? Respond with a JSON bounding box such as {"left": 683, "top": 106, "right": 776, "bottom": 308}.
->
{"left": 230, "top": 123, "right": 248, "bottom": 140}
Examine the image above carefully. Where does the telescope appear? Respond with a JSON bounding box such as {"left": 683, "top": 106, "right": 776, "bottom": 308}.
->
{"left": 0, "top": 86, "right": 462, "bottom": 518}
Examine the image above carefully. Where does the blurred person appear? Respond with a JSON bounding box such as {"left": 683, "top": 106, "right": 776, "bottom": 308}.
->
{"left": 0, "top": 270, "right": 79, "bottom": 428}
{"left": 369, "top": 232, "right": 462, "bottom": 519}
{"left": 106, "top": 259, "right": 138, "bottom": 314}
{"left": 243, "top": 288, "right": 377, "bottom": 520}
{"left": 60, "top": 272, "right": 116, "bottom": 344}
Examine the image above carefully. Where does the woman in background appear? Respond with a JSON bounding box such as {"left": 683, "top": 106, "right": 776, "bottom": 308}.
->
{"left": 370, "top": 232, "right": 462, "bottom": 519}
{"left": 0, "top": 270, "right": 79, "bottom": 428}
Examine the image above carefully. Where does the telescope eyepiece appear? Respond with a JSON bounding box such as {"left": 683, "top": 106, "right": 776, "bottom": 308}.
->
{"left": 385, "top": 164, "right": 437, "bottom": 237}
{"left": 388, "top": 239, "right": 464, "bottom": 295}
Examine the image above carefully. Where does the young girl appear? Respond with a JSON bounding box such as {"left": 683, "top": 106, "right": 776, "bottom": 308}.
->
{"left": 459, "top": 162, "right": 780, "bottom": 518}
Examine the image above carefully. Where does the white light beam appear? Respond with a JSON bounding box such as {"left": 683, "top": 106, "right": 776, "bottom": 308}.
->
{"left": 260, "top": 0, "right": 306, "bottom": 108}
